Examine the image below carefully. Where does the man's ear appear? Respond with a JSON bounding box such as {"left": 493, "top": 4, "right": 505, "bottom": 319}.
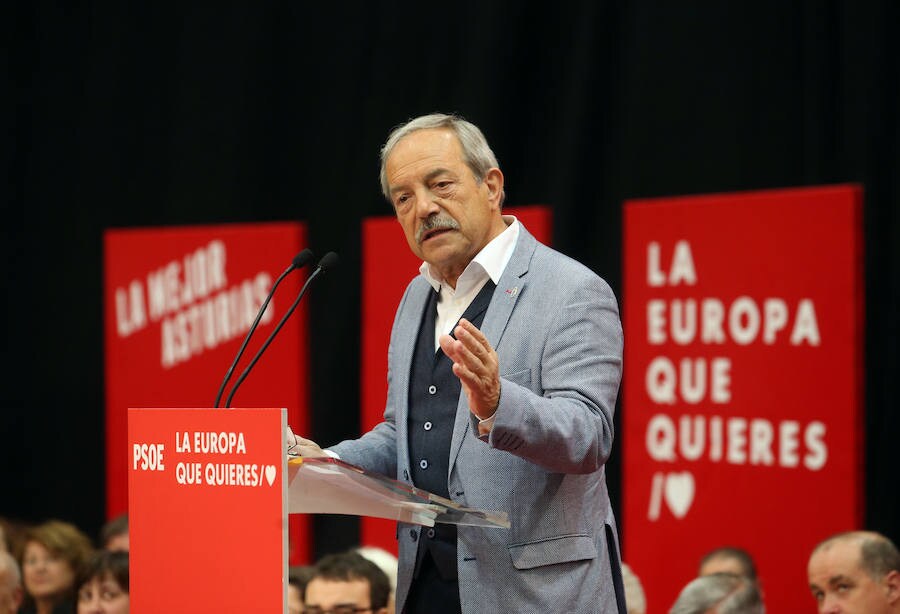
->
{"left": 483, "top": 168, "right": 504, "bottom": 210}
{"left": 885, "top": 569, "right": 900, "bottom": 604}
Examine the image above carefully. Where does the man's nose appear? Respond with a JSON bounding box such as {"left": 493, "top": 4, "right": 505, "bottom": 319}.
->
{"left": 415, "top": 189, "right": 441, "bottom": 217}
{"left": 820, "top": 595, "right": 842, "bottom": 614}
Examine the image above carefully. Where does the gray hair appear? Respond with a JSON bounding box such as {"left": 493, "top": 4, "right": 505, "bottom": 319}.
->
{"left": 812, "top": 531, "right": 900, "bottom": 580}
{"left": 622, "top": 563, "right": 647, "bottom": 614}
{"left": 669, "top": 573, "right": 764, "bottom": 614}
{"left": 379, "top": 113, "right": 501, "bottom": 202}
{"left": 861, "top": 533, "right": 900, "bottom": 578}
{"left": 0, "top": 551, "right": 21, "bottom": 589}
{"left": 700, "top": 546, "right": 758, "bottom": 580}
{"left": 355, "top": 546, "right": 398, "bottom": 594}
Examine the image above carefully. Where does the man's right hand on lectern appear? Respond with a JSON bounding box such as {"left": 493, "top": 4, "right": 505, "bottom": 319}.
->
{"left": 285, "top": 425, "right": 329, "bottom": 458}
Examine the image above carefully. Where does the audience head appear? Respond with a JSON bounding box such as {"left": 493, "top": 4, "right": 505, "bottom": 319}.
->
{"left": 354, "top": 546, "right": 398, "bottom": 612}
{"left": 76, "top": 550, "right": 129, "bottom": 614}
{"left": 288, "top": 566, "right": 314, "bottom": 614}
{"left": 20, "top": 520, "right": 93, "bottom": 612}
{"left": 621, "top": 563, "right": 647, "bottom": 614}
{"left": 0, "top": 552, "right": 24, "bottom": 614}
{"left": 304, "top": 551, "right": 390, "bottom": 614}
{"left": 99, "top": 515, "right": 128, "bottom": 552}
{"left": 700, "top": 547, "right": 758, "bottom": 580}
{"left": 807, "top": 530, "right": 900, "bottom": 614}
{"left": 0, "top": 518, "right": 26, "bottom": 559}
{"left": 669, "top": 573, "right": 764, "bottom": 614}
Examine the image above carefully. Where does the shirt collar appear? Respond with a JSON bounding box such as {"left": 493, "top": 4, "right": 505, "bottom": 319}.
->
{"left": 419, "top": 215, "right": 520, "bottom": 293}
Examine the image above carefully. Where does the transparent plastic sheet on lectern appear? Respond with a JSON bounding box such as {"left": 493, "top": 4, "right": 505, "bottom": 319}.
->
{"left": 287, "top": 457, "right": 510, "bottom": 529}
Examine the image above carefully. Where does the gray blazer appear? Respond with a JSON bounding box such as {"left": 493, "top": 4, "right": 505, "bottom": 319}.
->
{"left": 332, "top": 225, "right": 625, "bottom": 613}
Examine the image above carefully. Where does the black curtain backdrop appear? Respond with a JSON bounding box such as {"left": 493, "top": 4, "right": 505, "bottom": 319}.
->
{"left": 5, "top": 1, "right": 898, "bottom": 560}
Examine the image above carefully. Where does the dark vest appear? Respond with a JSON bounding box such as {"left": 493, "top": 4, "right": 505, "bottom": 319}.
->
{"left": 408, "top": 280, "right": 495, "bottom": 581}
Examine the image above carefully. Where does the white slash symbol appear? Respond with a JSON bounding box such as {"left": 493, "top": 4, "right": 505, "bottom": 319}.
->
{"left": 648, "top": 472, "right": 664, "bottom": 521}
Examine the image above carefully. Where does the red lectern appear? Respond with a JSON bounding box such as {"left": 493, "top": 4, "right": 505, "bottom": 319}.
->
{"left": 129, "top": 408, "right": 288, "bottom": 613}
{"left": 128, "top": 408, "right": 508, "bottom": 613}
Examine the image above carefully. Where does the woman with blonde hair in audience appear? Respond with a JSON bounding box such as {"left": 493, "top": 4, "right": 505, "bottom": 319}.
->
{"left": 18, "top": 520, "right": 93, "bottom": 614}
{"left": 75, "top": 551, "right": 129, "bottom": 614}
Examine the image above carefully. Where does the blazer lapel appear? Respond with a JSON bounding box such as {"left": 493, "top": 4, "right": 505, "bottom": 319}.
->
{"left": 447, "top": 226, "right": 538, "bottom": 471}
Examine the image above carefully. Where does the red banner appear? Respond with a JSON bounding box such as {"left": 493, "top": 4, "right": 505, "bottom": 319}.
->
{"left": 360, "top": 206, "right": 552, "bottom": 554}
{"left": 622, "top": 186, "right": 864, "bottom": 613}
{"left": 104, "top": 222, "right": 311, "bottom": 562}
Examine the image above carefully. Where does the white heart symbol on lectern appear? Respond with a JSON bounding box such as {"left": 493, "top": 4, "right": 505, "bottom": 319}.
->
{"left": 664, "top": 472, "right": 695, "bottom": 518}
{"left": 265, "top": 465, "right": 276, "bottom": 486}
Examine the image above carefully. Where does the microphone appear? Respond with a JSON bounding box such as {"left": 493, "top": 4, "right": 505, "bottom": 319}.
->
{"left": 213, "top": 248, "right": 314, "bottom": 408}
{"left": 223, "top": 251, "right": 339, "bottom": 408}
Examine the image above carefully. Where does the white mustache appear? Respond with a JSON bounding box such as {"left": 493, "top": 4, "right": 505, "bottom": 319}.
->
{"left": 416, "top": 215, "right": 460, "bottom": 244}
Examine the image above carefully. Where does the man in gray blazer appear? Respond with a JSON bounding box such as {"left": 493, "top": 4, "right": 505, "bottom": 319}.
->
{"left": 294, "top": 113, "right": 625, "bottom": 613}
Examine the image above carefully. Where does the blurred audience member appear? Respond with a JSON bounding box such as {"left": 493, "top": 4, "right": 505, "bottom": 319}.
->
{"left": 669, "top": 573, "right": 763, "bottom": 614}
{"left": 622, "top": 563, "right": 647, "bottom": 614}
{"left": 18, "top": 520, "right": 93, "bottom": 614}
{"left": 699, "top": 547, "right": 758, "bottom": 580}
{"left": 0, "top": 521, "right": 10, "bottom": 555}
{"left": 807, "top": 530, "right": 900, "bottom": 614}
{"left": 0, "top": 551, "right": 24, "bottom": 614}
{"left": 288, "top": 565, "right": 314, "bottom": 614}
{"left": 98, "top": 516, "right": 128, "bottom": 553}
{"left": 354, "top": 546, "right": 398, "bottom": 612}
{"left": 0, "top": 518, "right": 27, "bottom": 558}
{"left": 304, "top": 551, "right": 389, "bottom": 614}
{"left": 75, "top": 551, "right": 128, "bottom": 614}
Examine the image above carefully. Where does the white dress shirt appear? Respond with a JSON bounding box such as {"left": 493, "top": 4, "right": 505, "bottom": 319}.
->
{"left": 419, "top": 216, "right": 520, "bottom": 351}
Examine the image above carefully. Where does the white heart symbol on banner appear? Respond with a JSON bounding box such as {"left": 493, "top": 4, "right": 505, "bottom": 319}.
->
{"left": 664, "top": 472, "right": 695, "bottom": 518}
{"left": 265, "top": 465, "right": 276, "bottom": 486}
